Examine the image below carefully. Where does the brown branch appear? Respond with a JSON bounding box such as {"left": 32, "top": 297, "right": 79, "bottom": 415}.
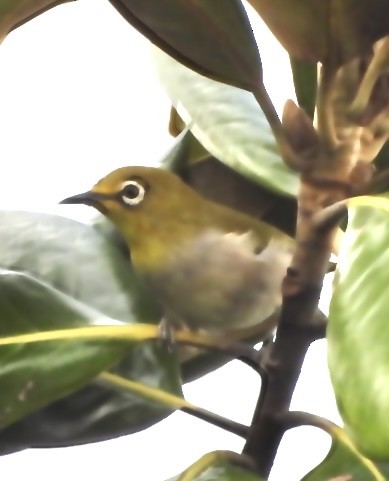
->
{"left": 243, "top": 170, "right": 342, "bottom": 477}
{"left": 313, "top": 201, "right": 348, "bottom": 232}
{"left": 243, "top": 280, "right": 326, "bottom": 476}
{"left": 276, "top": 410, "right": 334, "bottom": 433}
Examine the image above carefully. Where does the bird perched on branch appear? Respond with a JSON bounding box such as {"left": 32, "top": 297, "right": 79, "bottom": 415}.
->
{"left": 61, "top": 166, "right": 293, "bottom": 336}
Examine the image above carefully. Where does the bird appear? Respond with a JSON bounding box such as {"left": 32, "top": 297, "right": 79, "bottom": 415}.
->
{"left": 60, "top": 166, "right": 294, "bottom": 337}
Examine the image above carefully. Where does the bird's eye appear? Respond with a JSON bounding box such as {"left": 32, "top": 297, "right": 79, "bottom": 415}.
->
{"left": 120, "top": 180, "right": 146, "bottom": 206}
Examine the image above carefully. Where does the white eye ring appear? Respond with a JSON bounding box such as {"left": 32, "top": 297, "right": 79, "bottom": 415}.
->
{"left": 120, "top": 180, "right": 146, "bottom": 206}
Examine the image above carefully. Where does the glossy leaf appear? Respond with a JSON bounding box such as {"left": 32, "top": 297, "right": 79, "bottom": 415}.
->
{"left": 109, "top": 0, "right": 261, "bottom": 91}
{"left": 0, "top": 270, "right": 133, "bottom": 428}
{"left": 159, "top": 125, "right": 296, "bottom": 238}
{"left": 328, "top": 197, "right": 389, "bottom": 459}
{"left": 168, "top": 451, "right": 264, "bottom": 481}
{"left": 0, "top": 342, "right": 179, "bottom": 453}
{"left": 0, "top": 211, "right": 183, "bottom": 453}
{"left": 153, "top": 48, "right": 298, "bottom": 197}
{"left": 303, "top": 425, "right": 388, "bottom": 481}
{"left": 0, "top": 210, "right": 160, "bottom": 323}
{"left": 290, "top": 57, "right": 317, "bottom": 119}
{"left": 0, "top": 0, "right": 72, "bottom": 42}
{"left": 247, "top": 0, "right": 389, "bottom": 64}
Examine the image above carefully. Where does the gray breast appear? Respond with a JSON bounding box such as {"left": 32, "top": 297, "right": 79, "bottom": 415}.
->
{"left": 143, "top": 230, "right": 292, "bottom": 333}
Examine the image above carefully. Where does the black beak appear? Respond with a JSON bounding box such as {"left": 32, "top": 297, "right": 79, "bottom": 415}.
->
{"left": 59, "top": 191, "right": 106, "bottom": 207}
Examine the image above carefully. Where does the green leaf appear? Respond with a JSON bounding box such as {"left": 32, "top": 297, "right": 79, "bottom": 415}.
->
{"left": 153, "top": 48, "right": 299, "bottom": 197}
{"left": 0, "top": 0, "right": 72, "bottom": 42}
{"left": 0, "top": 210, "right": 160, "bottom": 323}
{"left": 161, "top": 126, "right": 210, "bottom": 174}
{"left": 0, "top": 211, "right": 182, "bottom": 453}
{"left": 247, "top": 0, "right": 389, "bottom": 64}
{"left": 303, "top": 426, "right": 388, "bottom": 481}
{"left": 328, "top": 197, "right": 389, "bottom": 460}
{"left": 290, "top": 57, "right": 317, "bottom": 119}
{"left": 108, "top": 0, "right": 261, "bottom": 91}
{"left": 0, "top": 342, "right": 179, "bottom": 454}
{"left": 168, "top": 451, "right": 264, "bottom": 481}
{"left": 0, "top": 270, "right": 132, "bottom": 428}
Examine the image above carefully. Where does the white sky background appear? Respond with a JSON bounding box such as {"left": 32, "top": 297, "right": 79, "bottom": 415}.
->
{"left": 0, "top": 1, "right": 341, "bottom": 479}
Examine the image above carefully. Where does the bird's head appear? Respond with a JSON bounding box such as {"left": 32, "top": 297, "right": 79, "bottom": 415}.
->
{"left": 60, "top": 166, "right": 205, "bottom": 249}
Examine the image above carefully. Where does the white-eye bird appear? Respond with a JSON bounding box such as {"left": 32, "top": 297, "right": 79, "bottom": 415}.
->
{"left": 61, "top": 166, "right": 293, "bottom": 335}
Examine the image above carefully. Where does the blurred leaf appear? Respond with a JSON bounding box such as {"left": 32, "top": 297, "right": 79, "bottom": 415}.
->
{"left": 247, "top": 0, "right": 389, "bottom": 64}
{"left": 168, "top": 451, "right": 263, "bottom": 481}
{"left": 161, "top": 126, "right": 209, "bottom": 174}
{"left": 0, "top": 211, "right": 183, "bottom": 453}
{"left": 0, "top": 0, "right": 73, "bottom": 42}
{"left": 185, "top": 159, "right": 296, "bottom": 237}
{"left": 109, "top": 0, "right": 261, "bottom": 91}
{"left": 328, "top": 196, "right": 389, "bottom": 460}
{"left": 303, "top": 425, "right": 388, "bottom": 481}
{"left": 159, "top": 114, "right": 297, "bottom": 237}
{"left": 153, "top": 48, "right": 299, "bottom": 197}
{"left": 290, "top": 58, "right": 317, "bottom": 119}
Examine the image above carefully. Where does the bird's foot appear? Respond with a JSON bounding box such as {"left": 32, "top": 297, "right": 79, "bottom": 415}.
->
{"left": 158, "top": 317, "right": 176, "bottom": 353}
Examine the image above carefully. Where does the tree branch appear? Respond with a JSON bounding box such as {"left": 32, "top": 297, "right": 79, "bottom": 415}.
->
{"left": 243, "top": 171, "right": 343, "bottom": 477}
{"left": 276, "top": 410, "right": 334, "bottom": 432}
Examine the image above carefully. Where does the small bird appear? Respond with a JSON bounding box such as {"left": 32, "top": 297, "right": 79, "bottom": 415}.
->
{"left": 61, "top": 166, "right": 294, "bottom": 336}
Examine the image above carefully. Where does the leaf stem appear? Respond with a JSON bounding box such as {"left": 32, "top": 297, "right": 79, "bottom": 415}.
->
{"left": 252, "top": 84, "right": 311, "bottom": 172}
{"left": 317, "top": 62, "right": 338, "bottom": 150}
{"left": 100, "top": 372, "right": 249, "bottom": 438}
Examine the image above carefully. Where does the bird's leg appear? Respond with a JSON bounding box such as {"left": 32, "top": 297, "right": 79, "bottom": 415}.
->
{"left": 158, "top": 316, "right": 177, "bottom": 352}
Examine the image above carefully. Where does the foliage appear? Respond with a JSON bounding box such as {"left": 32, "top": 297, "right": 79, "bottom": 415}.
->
{"left": 1, "top": 1, "right": 389, "bottom": 480}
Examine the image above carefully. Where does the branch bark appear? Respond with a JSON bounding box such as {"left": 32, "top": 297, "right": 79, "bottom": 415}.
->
{"left": 243, "top": 173, "right": 344, "bottom": 477}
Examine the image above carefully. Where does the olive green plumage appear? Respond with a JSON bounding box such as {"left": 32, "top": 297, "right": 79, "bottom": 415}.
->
{"left": 61, "top": 166, "right": 293, "bottom": 333}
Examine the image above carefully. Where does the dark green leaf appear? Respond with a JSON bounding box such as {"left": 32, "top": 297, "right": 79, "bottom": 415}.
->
{"left": 0, "top": 343, "right": 180, "bottom": 453}
{"left": 328, "top": 198, "right": 389, "bottom": 459}
{"left": 247, "top": 0, "right": 389, "bottom": 64}
{"left": 290, "top": 57, "right": 317, "bottom": 119}
{"left": 109, "top": 0, "right": 261, "bottom": 91}
{"left": 0, "top": 211, "right": 182, "bottom": 453}
{"left": 0, "top": 0, "right": 73, "bottom": 41}
{"left": 161, "top": 126, "right": 210, "bottom": 174}
{"left": 0, "top": 270, "right": 131, "bottom": 429}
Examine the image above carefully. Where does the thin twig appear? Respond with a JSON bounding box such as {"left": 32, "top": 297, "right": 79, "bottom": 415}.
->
{"left": 313, "top": 201, "right": 348, "bottom": 232}
{"left": 182, "top": 406, "right": 249, "bottom": 438}
{"left": 176, "top": 336, "right": 261, "bottom": 374}
{"left": 276, "top": 410, "right": 334, "bottom": 432}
